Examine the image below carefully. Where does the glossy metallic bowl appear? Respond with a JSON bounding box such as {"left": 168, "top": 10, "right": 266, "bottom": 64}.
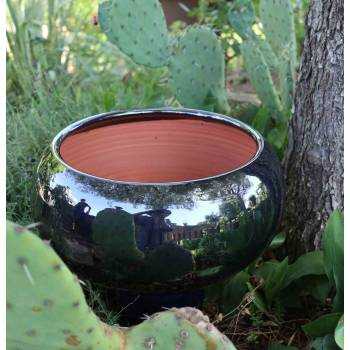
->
{"left": 37, "top": 108, "right": 284, "bottom": 293}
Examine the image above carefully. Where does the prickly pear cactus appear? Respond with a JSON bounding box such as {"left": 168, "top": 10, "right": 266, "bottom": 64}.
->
{"left": 253, "top": 37, "right": 279, "bottom": 74}
{"left": 169, "top": 26, "right": 229, "bottom": 112}
{"left": 228, "top": 0, "right": 296, "bottom": 115}
{"left": 259, "top": 0, "right": 296, "bottom": 110}
{"left": 126, "top": 307, "right": 235, "bottom": 350}
{"left": 228, "top": 0, "right": 255, "bottom": 39}
{"left": 7, "top": 221, "right": 237, "bottom": 349}
{"left": 259, "top": 0, "right": 297, "bottom": 68}
{"left": 98, "top": 0, "right": 170, "bottom": 67}
{"left": 6, "top": 221, "right": 121, "bottom": 350}
{"left": 98, "top": 0, "right": 229, "bottom": 112}
{"left": 240, "top": 41, "right": 283, "bottom": 116}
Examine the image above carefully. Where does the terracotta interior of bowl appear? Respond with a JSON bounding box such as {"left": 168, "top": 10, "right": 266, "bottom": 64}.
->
{"left": 59, "top": 113, "right": 259, "bottom": 183}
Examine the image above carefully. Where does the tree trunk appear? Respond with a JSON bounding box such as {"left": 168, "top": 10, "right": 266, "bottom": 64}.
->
{"left": 283, "top": 0, "right": 343, "bottom": 258}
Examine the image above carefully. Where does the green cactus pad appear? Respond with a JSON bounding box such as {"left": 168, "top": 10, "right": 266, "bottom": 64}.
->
{"left": 169, "top": 26, "right": 228, "bottom": 111}
{"left": 126, "top": 307, "right": 236, "bottom": 350}
{"left": 278, "top": 58, "right": 294, "bottom": 112}
{"left": 253, "top": 37, "right": 279, "bottom": 75}
{"left": 259, "top": 0, "right": 296, "bottom": 111}
{"left": 92, "top": 208, "right": 143, "bottom": 263}
{"left": 6, "top": 221, "right": 121, "bottom": 350}
{"left": 259, "top": 0, "right": 296, "bottom": 66}
{"left": 240, "top": 40, "right": 283, "bottom": 117}
{"left": 98, "top": 0, "right": 170, "bottom": 67}
{"left": 7, "top": 221, "right": 237, "bottom": 350}
{"left": 228, "top": 0, "right": 255, "bottom": 39}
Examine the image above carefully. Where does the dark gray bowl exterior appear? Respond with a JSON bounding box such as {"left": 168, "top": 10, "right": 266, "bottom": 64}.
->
{"left": 37, "top": 108, "right": 284, "bottom": 293}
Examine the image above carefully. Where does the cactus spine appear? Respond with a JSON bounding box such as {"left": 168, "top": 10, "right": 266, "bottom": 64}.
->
{"left": 7, "top": 221, "right": 237, "bottom": 349}
{"left": 229, "top": 0, "right": 296, "bottom": 118}
{"left": 98, "top": 0, "right": 229, "bottom": 113}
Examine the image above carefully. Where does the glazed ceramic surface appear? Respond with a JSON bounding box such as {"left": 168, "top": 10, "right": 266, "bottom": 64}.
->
{"left": 37, "top": 108, "right": 284, "bottom": 292}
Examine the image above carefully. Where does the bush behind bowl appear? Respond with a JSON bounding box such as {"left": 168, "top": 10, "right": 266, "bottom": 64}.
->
{"left": 37, "top": 108, "right": 284, "bottom": 293}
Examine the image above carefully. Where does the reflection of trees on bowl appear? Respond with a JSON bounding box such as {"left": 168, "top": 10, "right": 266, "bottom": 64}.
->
{"left": 92, "top": 208, "right": 144, "bottom": 264}
{"left": 69, "top": 170, "right": 197, "bottom": 210}
{"left": 68, "top": 169, "right": 251, "bottom": 211}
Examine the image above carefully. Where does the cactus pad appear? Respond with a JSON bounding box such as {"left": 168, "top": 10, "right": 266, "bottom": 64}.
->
{"left": 126, "top": 307, "right": 236, "bottom": 350}
{"left": 7, "top": 221, "right": 237, "bottom": 349}
{"left": 228, "top": 0, "right": 255, "bottom": 39}
{"left": 241, "top": 40, "right": 283, "bottom": 117}
{"left": 259, "top": 0, "right": 296, "bottom": 111}
{"left": 6, "top": 221, "right": 121, "bottom": 350}
{"left": 253, "top": 37, "right": 279, "bottom": 75}
{"left": 168, "top": 26, "right": 228, "bottom": 111}
{"left": 98, "top": 0, "right": 170, "bottom": 67}
{"left": 259, "top": 0, "right": 296, "bottom": 66}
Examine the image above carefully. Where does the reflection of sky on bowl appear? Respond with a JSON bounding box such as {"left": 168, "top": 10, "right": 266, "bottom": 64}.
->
{"left": 49, "top": 172, "right": 261, "bottom": 226}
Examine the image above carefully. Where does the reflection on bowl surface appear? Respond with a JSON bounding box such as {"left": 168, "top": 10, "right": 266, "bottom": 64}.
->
{"left": 37, "top": 108, "right": 284, "bottom": 292}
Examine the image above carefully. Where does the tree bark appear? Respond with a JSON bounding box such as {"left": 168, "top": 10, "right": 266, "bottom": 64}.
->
{"left": 283, "top": 0, "right": 343, "bottom": 258}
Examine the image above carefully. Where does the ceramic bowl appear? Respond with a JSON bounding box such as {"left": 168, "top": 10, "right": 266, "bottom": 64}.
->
{"left": 37, "top": 108, "right": 284, "bottom": 292}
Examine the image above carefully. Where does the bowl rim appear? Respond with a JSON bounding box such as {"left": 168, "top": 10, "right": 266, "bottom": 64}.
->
{"left": 51, "top": 107, "right": 264, "bottom": 186}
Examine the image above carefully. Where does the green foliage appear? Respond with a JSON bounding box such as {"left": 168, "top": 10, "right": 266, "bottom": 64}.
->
{"left": 268, "top": 232, "right": 286, "bottom": 250}
{"left": 204, "top": 211, "right": 343, "bottom": 348}
{"left": 334, "top": 316, "right": 344, "bottom": 349}
{"left": 311, "top": 334, "right": 339, "bottom": 350}
{"left": 283, "top": 251, "right": 325, "bottom": 287}
{"left": 302, "top": 313, "right": 342, "bottom": 338}
{"left": 247, "top": 281, "right": 268, "bottom": 313}
{"left": 7, "top": 221, "right": 237, "bottom": 349}
{"left": 323, "top": 210, "right": 344, "bottom": 312}
{"left": 181, "top": 238, "right": 200, "bottom": 250}
{"left": 206, "top": 220, "right": 340, "bottom": 318}
{"left": 263, "top": 257, "right": 289, "bottom": 306}
{"left": 196, "top": 233, "right": 226, "bottom": 257}
{"left": 221, "top": 271, "right": 251, "bottom": 313}
{"left": 248, "top": 251, "right": 326, "bottom": 312}
{"left": 6, "top": 0, "right": 111, "bottom": 104}
{"left": 299, "top": 211, "right": 344, "bottom": 348}
{"left": 98, "top": 0, "right": 229, "bottom": 112}
{"left": 291, "top": 275, "right": 330, "bottom": 304}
